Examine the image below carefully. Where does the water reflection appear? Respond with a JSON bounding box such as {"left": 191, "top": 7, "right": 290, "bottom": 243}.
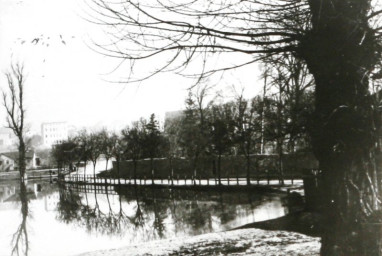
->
{"left": 57, "top": 184, "right": 289, "bottom": 240}
{"left": 0, "top": 181, "right": 289, "bottom": 256}
{"left": 11, "top": 180, "right": 29, "bottom": 256}
{"left": 57, "top": 184, "right": 131, "bottom": 236}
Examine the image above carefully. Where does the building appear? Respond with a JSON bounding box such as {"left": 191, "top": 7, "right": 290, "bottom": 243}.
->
{"left": 41, "top": 122, "right": 68, "bottom": 148}
{"left": 0, "top": 150, "right": 40, "bottom": 172}
{"left": 0, "top": 154, "right": 15, "bottom": 172}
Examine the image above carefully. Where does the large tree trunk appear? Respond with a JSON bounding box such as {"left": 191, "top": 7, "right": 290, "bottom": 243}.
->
{"left": 300, "top": 1, "right": 382, "bottom": 254}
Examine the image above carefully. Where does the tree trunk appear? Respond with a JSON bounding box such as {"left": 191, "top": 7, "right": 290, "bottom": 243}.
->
{"left": 277, "top": 139, "right": 284, "bottom": 185}
{"left": 18, "top": 139, "right": 26, "bottom": 181}
{"left": 192, "top": 154, "right": 199, "bottom": 185}
{"left": 300, "top": 1, "right": 382, "bottom": 254}
{"left": 218, "top": 154, "right": 222, "bottom": 185}
{"left": 169, "top": 157, "right": 174, "bottom": 186}
{"left": 133, "top": 159, "right": 137, "bottom": 185}
{"left": 246, "top": 154, "right": 251, "bottom": 186}
{"left": 117, "top": 157, "right": 121, "bottom": 186}
{"left": 83, "top": 161, "right": 87, "bottom": 181}
{"left": 151, "top": 157, "right": 154, "bottom": 185}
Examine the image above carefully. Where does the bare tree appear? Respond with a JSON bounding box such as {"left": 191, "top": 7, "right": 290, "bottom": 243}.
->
{"left": 122, "top": 124, "right": 144, "bottom": 185}
{"left": 88, "top": 131, "right": 103, "bottom": 178}
{"left": 233, "top": 95, "right": 262, "bottom": 185}
{"left": 178, "top": 87, "right": 213, "bottom": 184}
{"left": 88, "top": 1, "right": 382, "bottom": 254}
{"left": 110, "top": 132, "right": 124, "bottom": 185}
{"left": 99, "top": 129, "right": 116, "bottom": 172}
{"left": 2, "top": 63, "right": 27, "bottom": 180}
{"left": 11, "top": 180, "right": 29, "bottom": 256}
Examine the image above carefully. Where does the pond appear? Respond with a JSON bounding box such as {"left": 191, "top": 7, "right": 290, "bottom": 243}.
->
{"left": 0, "top": 180, "right": 290, "bottom": 256}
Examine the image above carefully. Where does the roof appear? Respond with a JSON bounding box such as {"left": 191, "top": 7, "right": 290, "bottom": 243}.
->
{"left": 41, "top": 122, "right": 67, "bottom": 126}
{"left": 1, "top": 151, "right": 35, "bottom": 161}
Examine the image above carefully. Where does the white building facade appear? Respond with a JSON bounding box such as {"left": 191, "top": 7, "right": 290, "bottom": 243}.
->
{"left": 41, "top": 122, "right": 68, "bottom": 148}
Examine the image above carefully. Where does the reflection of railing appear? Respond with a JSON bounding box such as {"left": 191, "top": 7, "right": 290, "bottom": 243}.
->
{"left": 59, "top": 174, "right": 303, "bottom": 189}
{"left": 63, "top": 183, "right": 119, "bottom": 195}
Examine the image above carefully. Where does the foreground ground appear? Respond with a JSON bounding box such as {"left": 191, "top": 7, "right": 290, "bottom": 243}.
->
{"left": 75, "top": 228, "right": 320, "bottom": 256}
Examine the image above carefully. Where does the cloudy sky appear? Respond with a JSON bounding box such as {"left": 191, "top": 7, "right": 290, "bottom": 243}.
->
{"left": 0, "top": 0, "right": 261, "bottom": 134}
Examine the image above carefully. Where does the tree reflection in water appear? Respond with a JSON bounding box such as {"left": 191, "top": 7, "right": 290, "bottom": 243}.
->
{"left": 129, "top": 185, "right": 145, "bottom": 229}
{"left": 11, "top": 180, "right": 29, "bottom": 256}
{"left": 57, "top": 184, "right": 131, "bottom": 236}
{"left": 56, "top": 184, "right": 288, "bottom": 241}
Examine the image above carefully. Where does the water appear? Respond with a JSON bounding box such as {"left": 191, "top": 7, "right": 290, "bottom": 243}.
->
{"left": 0, "top": 180, "right": 289, "bottom": 256}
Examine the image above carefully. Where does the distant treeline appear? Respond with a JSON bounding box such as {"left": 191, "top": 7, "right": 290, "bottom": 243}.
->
{"left": 52, "top": 85, "right": 314, "bottom": 185}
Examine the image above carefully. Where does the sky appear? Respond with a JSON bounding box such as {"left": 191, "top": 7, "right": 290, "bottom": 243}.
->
{"left": 0, "top": 0, "right": 262, "bottom": 134}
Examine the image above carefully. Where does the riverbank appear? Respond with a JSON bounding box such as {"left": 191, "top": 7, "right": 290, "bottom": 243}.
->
{"left": 74, "top": 228, "right": 320, "bottom": 256}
